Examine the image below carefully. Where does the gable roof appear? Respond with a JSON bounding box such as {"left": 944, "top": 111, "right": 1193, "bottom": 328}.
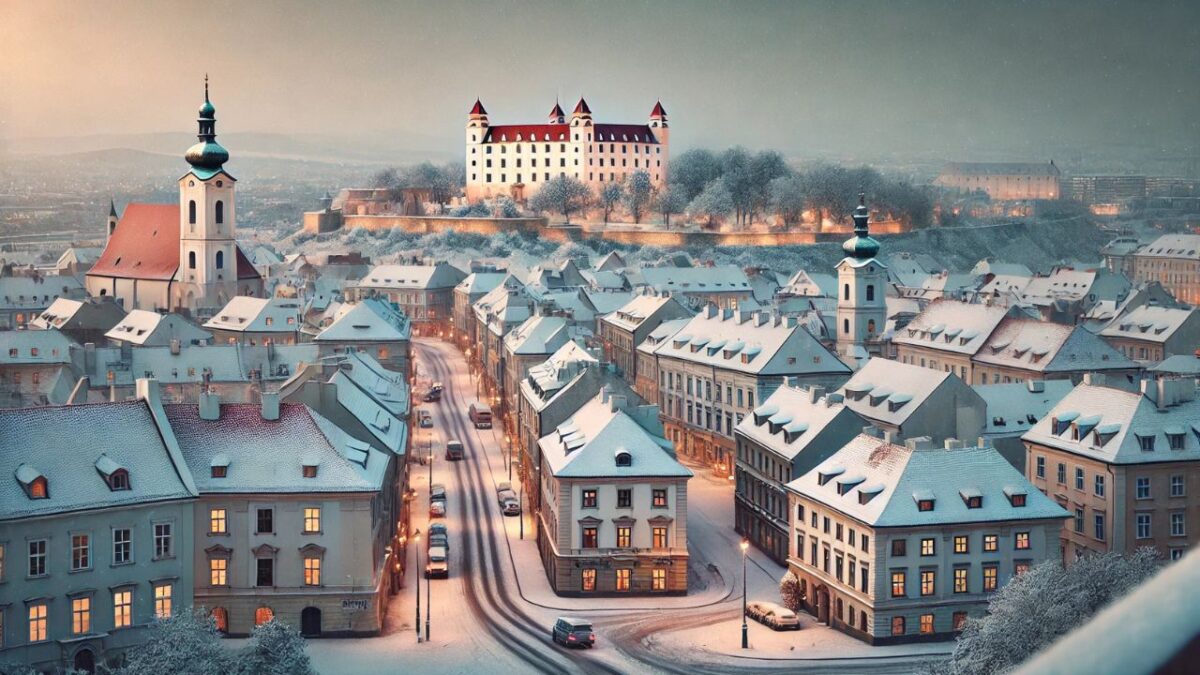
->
{"left": 357, "top": 262, "right": 467, "bottom": 290}
{"left": 975, "top": 380, "right": 1075, "bottom": 436}
{"left": 838, "top": 358, "right": 954, "bottom": 427}
{"left": 504, "top": 315, "right": 572, "bottom": 356}
{"left": 315, "top": 298, "right": 411, "bottom": 342}
{"left": 653, "top": 309, "right": 848, "bottom": 377}
{"left": 105, "top": 310, "right": 211, "bottom": 346}
{"left": 735, "top": 386, "right": 863, "bottom": 462}
{"left": 204, "top": 297, "right": 303, "bottom": 333}
{"left": 973, "top": 317, "right": 1135, "bottom": 373}
{"left": 539, "top": 393, "right": 691, "bottom": 479}
{"left": 1100, "top": 305, "right": 1198, "bottom": 345}
{"left": 894, "top": 298, "right": 1011, "bottom": 356}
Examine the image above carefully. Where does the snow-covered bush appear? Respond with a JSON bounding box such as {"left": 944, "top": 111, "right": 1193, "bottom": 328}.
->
{"left": 238, "top": 618, "right": 314, "bottom": 675}
{"left": 117, "top": 610, "right": 230, "bottom": 675}
{"left": 779, "top": 570, "right": 804, "bottom": 611}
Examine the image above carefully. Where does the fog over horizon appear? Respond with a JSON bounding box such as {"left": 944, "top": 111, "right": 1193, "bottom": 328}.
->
{"left": 2, "top": 0, "right": 1198, "bottom": 165}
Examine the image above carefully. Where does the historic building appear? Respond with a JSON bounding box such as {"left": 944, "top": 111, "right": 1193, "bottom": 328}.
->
{"left": 934, "top": 161, "right": 1061, "bottom": 201}
{"left": 836, "top": 195, "right": 888, "bottom": 368}
{"left": 786, "top": 433, "right": 1067, "bottom": 644}
{"left": 451, "top": 265, "right": 507, "bottom": 352}
{"left": 464, "top": 98, "right": 670, "bottom": 202}
{"left": 85, "top": 81, "right": 263, "bottom": 315}
{"left": 1098, "top": 305, "right": 1200, "bottom": 363}
{"left": 598, "top": 292, "right": 693, "bottom": 386}
{"left": 350, "top": 261, "right": 466, "bottom": 337}
{"left": 1128, "top": 234, "right": 1200, "bottom": 306}
{"left": 837, "top": 358, "right": 986, "bottom": 446}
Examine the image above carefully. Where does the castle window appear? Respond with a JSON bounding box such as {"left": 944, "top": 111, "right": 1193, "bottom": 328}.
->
{"left": 188, "top": 251, "right": 197, "bottom": 269}
{"left": 215, "top": 201, "right": 224, "bottom": 224}
{"left": 188, "top": 200, "right": 197, "bottom": 224}
{"left": 215, "top": 251, "right": 224, "bottom": 269}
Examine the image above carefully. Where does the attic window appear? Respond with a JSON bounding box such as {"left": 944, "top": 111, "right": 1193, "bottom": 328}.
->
{"left": 96, "top": 455, "right": 130, "bottom": 491}
{"left": 1052, "top": 411, "right": 1079, "bottom": 435}
{"left": 1135, "top": 433, "right": 1156, "bottom": 452}
{"left": 960, "top": 489, "right": 983, "bottom": 509}
{"left": 303, "top": 464, "right": 319, "bottom": 478}
{"left": 211, "top": 466, "right": 227, "bottom": 478}
{"left": 858, "top": 483, "right": 884, "bottom": 504}
{"left": 16, "top": 464, "right": 48, "bottom": 499}
{"left": 917, "top": 499, "right": 935, "bottom": 512}
{"left": 615, "top": 450, "right": 632, "bottom": 467}
{"left": 1004, "top": 486, "right": 1028, "bottom": 507}
{"left": 913, "top": 490, "right": 936, "bottom": 511}
{"left": 816, "top": 464, "right": 845, "bottom": 486}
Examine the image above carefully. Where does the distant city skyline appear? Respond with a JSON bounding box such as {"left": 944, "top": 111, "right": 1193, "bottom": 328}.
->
{"left": 2, "top": 0, "right": 1198, "bottom": 161}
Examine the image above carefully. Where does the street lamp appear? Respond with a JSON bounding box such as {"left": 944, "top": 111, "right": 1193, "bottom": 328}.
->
{"left": 414, "top": 529, "right": 422, "bottom": 642}
{"left": 740, "top": 538, "right": 749, "bottom": 649}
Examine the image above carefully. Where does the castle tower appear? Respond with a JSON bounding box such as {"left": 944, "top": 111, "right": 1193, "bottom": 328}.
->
{"left": 835, "top": 193, "right": 887, "bottom": 369}
{"left": 648, "top": 101, "right": 669, "bottom": 184}
{"left": 177, "top": 76, "right": 239, "bottom": 312}
{"left": 570, "top": 97, "right": 592, "bottom": 128}
{"left": 106, "top": 199, "right": 119, "bottom": 241}
{"left": 548, "top": 100, "right": 566, "bottom": 124}
{"left": 465, "top": 99, "right": 489, "bottom": 200}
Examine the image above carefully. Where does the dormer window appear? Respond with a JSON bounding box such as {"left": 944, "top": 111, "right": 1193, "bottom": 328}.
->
{"left": 960, "top": 489, "right": 983, "bottom": 509}
{"left": 211, "top": 453, "right": 230, "bottom": 478}
{"left": 1136, "top": 433, "right": 1156, "bottom": 452}
{"left": 615, "top": 450, "right": 632, "bottom": 467}
{"left": 913, "top": 490, "right": 936, "bottom": 512}
{"left": 303, "top": 464, "right": 318, "bottom": 478}
{"left": 30, "top": 476, "right": 47, "bottom": 498}
{"left": 16, "top": 464, "right": 48, "bottom": 499}
{"left": 95, "top": 454, "right": 131, "bottom": 491}
{"left": 917, "top": 499, "right": 934, "bottom": 512}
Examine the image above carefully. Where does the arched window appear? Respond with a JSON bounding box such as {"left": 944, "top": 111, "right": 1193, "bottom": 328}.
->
{"left": 867, "top": 319, "right": 877, "bottom": 335}
{"left": 255, "top": 607, "right": 274, "bottom": 626}
{"left": 215, "top": 200, "right": 224, "bottom": 224}
{"left": 188, "top": 251, "right": 197, "bottom": 269}
{"left": 866, "top": 285, "right": 875, "bottom": 301}
{"left": 188, "top": 200, "right": 197, "bottom": 224}
{"left": 215, "top": 251, "right": 224, "bottom": 269}
{"left": 211, "top": 607, "right": 229, "bottom": 634}
{"left": 843, "top": 319, "right": 850, "bottom": 334}
{"left": 843, "top": 284, "right": 850, "bottom": 300}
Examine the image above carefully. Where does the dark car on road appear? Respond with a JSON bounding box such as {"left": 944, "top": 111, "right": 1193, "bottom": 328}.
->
{"left": 445, "top": 440, "right": 465, "bottom": 461}
{"left": 424, "top": 383, "right": 444, "bottom": 402}
{"left": 551, "top": 617, "right": 595, "bottom": 648}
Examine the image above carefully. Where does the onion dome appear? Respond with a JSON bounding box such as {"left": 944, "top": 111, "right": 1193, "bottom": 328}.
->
{"left": 185, "top": 76, "right": 229, "bottom": 171}
{"left": 841, "top": 193, "right": 881, "bottom": 260}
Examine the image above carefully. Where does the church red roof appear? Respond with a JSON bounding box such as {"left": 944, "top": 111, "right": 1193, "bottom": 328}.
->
{"left": 88, "top": 203, "right": 260, "bottom": 281}
{"left": 651, "top": 101, "right": 667, "bottom": 118}
{"left": 573, "top": 98, "right": 591, "bottom": 115}
{"left": 484, "top": 124, "right": 571, "bottom": 143}
{"left": 470, "top": 99, "right": 487, "bottom": 115}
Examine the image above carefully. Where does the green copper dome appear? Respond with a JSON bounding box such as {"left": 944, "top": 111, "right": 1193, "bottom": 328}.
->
{"left": 185, "top": 140, "right": 229, "bottom": 169}
{"left": 842, "top": 196, "right": 880, "bottom": 260}
{"left": 199, "top": 99, "right": 216, "bottom": 117}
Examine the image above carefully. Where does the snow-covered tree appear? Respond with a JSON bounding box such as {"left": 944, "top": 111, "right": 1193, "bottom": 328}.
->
{"left": 686, "top": 178, "right": 733, "bottom": 228}
{"left": 528, "top": 175, "right": 593, "bottom": 224}
{"left": 599, "top": 182, "right": 624, "bottom": 225}
{"left": 491, "top": 196, "right": 520, "bottom": 218}
{"left": 779, "top": 570, "right": 804, "bottom": 611}
{"left": 237, "top": 618, "right": 314, "bottom": 675}
{"left": 670, "top": 148, "right": 721, "bottom": 201}
{"left": 622, "top": 171, "right": 653, "bottom": 224}
{"left": 749, "top": 150, "right": 791, "bottom": 224}
{"left": 118, "top": 610, "right": 230, "bottom": 675}
{"left": 653, "top": 183, "right": 688, "bottom": 228}
{"left": 927, "top": 549, "right": 1160, "bottom": 675}
{"left": 769, "top": 175, "right": 807, "bottom": 228}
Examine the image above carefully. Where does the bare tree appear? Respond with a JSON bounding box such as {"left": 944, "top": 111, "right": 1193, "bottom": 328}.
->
{"left": 623, "top": 171, "right": 653, "bottom": 224}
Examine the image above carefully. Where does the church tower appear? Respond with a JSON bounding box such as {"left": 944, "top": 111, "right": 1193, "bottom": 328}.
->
{"left": 835, "top": 194, "right": 887, "bottom": 369}
{"left": 177, "top": 76, "right": 239, "bottom": 313}
{"left": 106, "top": 199, "right": 119, "bottom": 242}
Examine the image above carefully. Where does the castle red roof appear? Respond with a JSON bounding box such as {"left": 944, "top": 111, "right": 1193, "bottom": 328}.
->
{"left": 573, "top": 98, "right": 591, "bottom": 115}
{"left": 484, "top": 124, "right": 571, "bottom": 143}
{"left": 651, "top": 101, "right": 667, "bottom": 118}
{"left": 549, "top": 102, "right": 565, "bottom": 118}
{"left": 594, "top": 124, "right": 659, "bottom": 144}
{"left": 470, "top": 99, "right": 487, "bottom": 115}
{"left": 88, "top": 203, "right": 260, "bottom": 281}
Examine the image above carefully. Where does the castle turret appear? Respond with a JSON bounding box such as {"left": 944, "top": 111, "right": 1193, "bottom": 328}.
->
{"left": 570, "top": 97, "right": 592, "bottom": 127}
{"left": 649, "top": 101, "right": 670, "bottom": 183}
{"left": 548, "top": 100, "right": 566, "bottom": 124}
{"left": 835, "top": 193, "right": 887, "bottom": 368}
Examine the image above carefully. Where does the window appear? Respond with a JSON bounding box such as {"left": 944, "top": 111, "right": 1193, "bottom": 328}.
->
{"left": 255, "top": 607, "right": 274, "bottom": 626}
{"left": 582, "top": 527, "right": 598, "bottom": 548}
{"left": 652, "top": 488, "right": 668, "bottom": 508}
{"left": 215, "top": 250, "right": 224, "bottom": 269}
{"left": 1171, "top": 475, "right": 1185, "bottom": 498}
{"left": 154, "top": 522, "right": 173, "bottom": 558}
{"left": 953, "top": 611, "right": 968, "bottom": 631}
{"left": 1057, "top": 463, "right": 1066, "bottom": 484}
{"left": 1015, "top": 561, "right": 1031, "bottom": 576}
{"left": 617, "top": 489, "right": 632, "bottom": 508}
{"left": 215, "top": 200, "right": 224, "bottom": 224}
{"left": 212, "top": 607, "right": 228, "bottom": 634}
{"left": 1035, "top": 456, "right": 1045, "bottom": 478}
{"left": 891, "top": 539, "right": 907, "bottom": 557}
{"left": 866, "top": 285, "right": 875, "bottom": 301}
{"left": 188, "top": 199, "right": 196, "bottom": 224}
{"left": 1136, "top": 513, "right": 1152, "bottom": 539}
{"left": 72, "top": 533, "right": 91, "bottom": 571}
{"left": 1136, "top": 477, "right": 1151, "bottom": 500}
{"left": 616, "top": 526, "right": 632, "bottom": 548}
{"left": 582, "top": 489, "right": 598, "bottom": 508}
{"left": 154, "top": 584, "right": 172, "bottom": 618}
{"left": 257, "top": 508, "right": 274, "bottom": 534}
{"left": 1094, "top": 475, "right": 1105, "bottom": 497}
{"left": 0, "top": 544, "right": 5, "bottom": 582}
{"left": 1075, "top": 467, "right": 1084, "bottom": 490}
{"left": 582, "top": 568, "right": 596, "bottom": 591}
{"left": 653, "top": 527, "right": 668, "bottom": 549}
{"left": 920, "top": 614, "right": 934, "bottom": 634}
{"left": 28, "top": 603, "right": 47, "bottom": 642}
{"left": 983, "top": 534, "right": 998, "bottom": 552}
{"left": 1015, "top": 532, "right": 1030, "bottom": 550}
{"left": 862, "top": 534, "right": 870, "bottom": 553}
{"left": 920, "top": 538, "right": 935, "bottom": 556}
{"left": 304, "top": 507, "right": 321, "bottom": 533}
{"left": 652, "top": 568, "right": 667, "bottom": 591}
{"left": 954, "top": 535, "right": 969, "bottom": 554}
{"left": 1095, "top": 513, "right": 1106, "bottom": 541}
{"left": 843, "top": 284, "right": 850, "bottom": 300}
{"left": 1074, "top": 508, "right": 1084, "bottom": 533}
{"left": 257, "top": 557, "right": 274, "bottom": 586}
{"left": 211, "top": 508, "right": 227, "bottom": 534}
{"left": 983, "top": 565, "right": 998, "bottom": 591}
{"left": 304, "top": 557, "right": 322, "bottom": 586}
{"left": 72, "top": 597, "right": 91, "bottom": 635}
{"left": 917, "top": 499, "right": 935, "bottom": 512}
{"left": 921, "top": 570, "right": 936, "bottom": 596}
{"left": 110, "top": 470, "right": 129, "bottom": 490}
{"left": 113, "top": 590, "right": 132, "bottom": 628}
{"left": 28, "top": 539, "right": 47, "bottom": 577}
{"left": 891, "top": 571, "right": 906, "bottom": 597}
{"left": 616, "top": 568, "right": 632, "bottom": 591}
{"left": 954, "top": 567, "right": 968, "bottom": 593}
{"left": 891, "top": 616, "right": 905, "bottom": 636}
{"left": 1171, "top": 513, "right": 1186, "bottom": 537}
{"left": 1139, "top": 434, "right": 1155, "bottom": 452}
{"left": 210, "top": 558, "right": 227, "bottom": 586}
{"left": 303, "top": 464, "right": 317, "bottom": 478}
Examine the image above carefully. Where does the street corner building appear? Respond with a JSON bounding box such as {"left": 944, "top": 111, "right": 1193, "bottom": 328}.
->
{"left": 536, "top": 388, "right": 692, "bottom": 596}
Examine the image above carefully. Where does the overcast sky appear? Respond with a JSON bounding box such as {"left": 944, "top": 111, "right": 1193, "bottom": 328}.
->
{"left": 2, "top": 0, "right": 1197, "bottom": 158}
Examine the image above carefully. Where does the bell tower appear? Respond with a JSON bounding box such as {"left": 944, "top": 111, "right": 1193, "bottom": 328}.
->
{"left": 835, "top": 193, "right": 887, "bottom": 369}
{"left": 177, "top": 76, "right": 238, "bottom": 313}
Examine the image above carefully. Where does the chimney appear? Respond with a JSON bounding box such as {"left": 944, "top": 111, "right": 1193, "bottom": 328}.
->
{"left": 827, "top": 393, "right": 844, "bottom": 406}
{"left": 199, "top": 391, "right": 221, "bottom": 421}
{"left": 704, "top": 305, "right": 718, "bottom": 319}
{"left": 722, "top": 308, "right": 734, "bottom": 321}
{"left": 862, "top": 425, "right": 882, "bottom": 439}
{"left": 1027, "top": 380, "right": 1046, "bottom": 393}
{"left": 755, "top": 312, "right": 769, "bottom": 327}
{"left": 1081, "top": 373, "right": 1104, "bottom": 387}
{"left": 943, "top": 438, "right": 966, "bottom": 450}
{"left": 785, "top": 316, "right": 797, "bottom": 328}
{"left": 610, "top": 393, "right": 628, "bottom": 413}
{"left": 170, "top": 338, "right": 181, "bottom": 355}
{"left": 905, "top": 436, "right": 933, "bottom": 451}
{"left": 135, "top": 377, "right": 161, "bottom": 409}
{"left": 883, "top": 429, "right": 898, "bottom": 444}
{"left": 261, "top": 391, "right": 280, "bottom": 421}
{"left": 809, "top": 385, "right": 826, "bottom": 403}
{"left": 1157, "top": 376, "right": 1168, "bottom": 411}
{"left": 600, "top": 384, "right": 612, "bottom": 405}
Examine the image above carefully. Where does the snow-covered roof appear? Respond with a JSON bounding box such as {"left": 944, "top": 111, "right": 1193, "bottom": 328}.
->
{"left": 356, "top": 261, "right": 467, "bottom": 290}
{"left": 582, "top": 289, "right": 633, "bottom": 315}
{"left": 106, "top": 310, "right": 211, "bottom": 346}
{"left": 1135, "top": 234, "right": 1200, "bottom": 260}
{"left": 779, "top": 270, "right": 836, "bottom": 298}
{"left": 975, "top": 380, "right": 1075, "bottom": 436}
{"left": 637, "top": 317, "right": 691, "bottom": 355}
{"left": 204, "top": 297, "right": 303, "bottom": 333}
{"left": 0, "top": 329, "right": 74, "bottom": 364}
{"left": 523, "top": 340, "right": 599, "bottom": 404}
{"left": 786, "top": 434, "right": 1068, "bottom": 528}
{"left": 167, "top": 402, "right": 388, "bottom": 493}
{"left": 603, "top": 293, "right": 682, "bottom": 332}
{"left": 1149, "top": 355, "right": 1200, "bottom": 376}
{"left": 734, "top": 386, "right": 861, "bottom": 462}
{"left": 0, "top": 400, "right": 195, "bottom": 520}
{"left": 974, "top": 317, "right": 1135, "bottom": 373}
{"left": 971, "top": 259, "right": 1033, "bottom": 278}
{"left": 1018, "top": 268, "right": 1099, "bottom": 306}
{"left": 630, "top": 265, "right": 753, "bottom": 295}
{"left": 1100, "top": 305, "right": 1197, "bottom": 345}
{"left": 503, "top": 315, "right": 572, "bottom": 356}
{"left": 1021, "top": 379, "right": 1200, "bottom": 465}
{"left": 314, "top": 298, "right": 411, "bottom": 342}
{"left": 332, "top": 350, "right": 409, "bottom": 417}
{"left": 0, "top": 274, "right": 84, "bottom": 310}
{"left": 473, "top": 275, "right": 533, "bottom": 332}
{"left": 455, "top": 270, "right": 509, "bottom": 296}
{"left": 894, "top": 299, "right": 1010, "bottom": 356}
{"left": 837, "top": 358, "right": 952, "bottom": 427}
{"left": 651, "top": 308, "right": 848, "bottom": 377}
{"left": 539, "top": 392, "right": 692, "bottom": 479}
{"left": 581, "top": 269, "right": 629, "bottom": 292}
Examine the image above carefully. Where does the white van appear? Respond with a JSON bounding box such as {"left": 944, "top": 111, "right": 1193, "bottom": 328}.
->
{"left": 468, "top": 403, "right": 493, "bottom": 429}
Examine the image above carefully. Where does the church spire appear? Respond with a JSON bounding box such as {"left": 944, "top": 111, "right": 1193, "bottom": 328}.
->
{"left": 842, "top": 192, "right": 880, "bottom": 260}
{"left": 186, "top": 76, "right": 229, "bottom": 172}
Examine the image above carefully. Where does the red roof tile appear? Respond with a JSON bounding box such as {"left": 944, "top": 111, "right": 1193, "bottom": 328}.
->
{"left": 573, "top": 98, "right": 591, "bottom": 115}
{"left": 89, "top": 202, "right": 260, "bottom": 281}
{"left": 651, "top": 101, "right": 667, "bottom": 118}
{"left": 549, "top": 102, "right": 566, "bottom": 118}
{"left": 484, "top": 124, "right": 571, "bottom": 143}
{"left": 470, "top": 99, "right": 487, "bottom": 115}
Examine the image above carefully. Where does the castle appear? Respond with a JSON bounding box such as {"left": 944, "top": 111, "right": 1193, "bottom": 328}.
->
{"left": 464, "top": 97, "right": 670, "bottom": 203}
{"left": 86, "top": 79, "right": 263, "bottom": 315}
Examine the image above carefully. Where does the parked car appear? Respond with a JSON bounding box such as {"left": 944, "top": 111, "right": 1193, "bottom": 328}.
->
{"left": 551, "top": 617, "right": 595, "bottom": 648}
{"left": 468, "top": 402, "right": 493, "bottom": 429}
{"left": 425, "top": 546, "right": 449, "bottom": 578}
{"left": 501, "top": 498, "right": 520, "bottom": 516}
{"left": 496, "top": 481, "right": 512, "bottom": 494}
{"left": 428, "top": 522, "right": 447, "bottom": 537}
{"left": 424, "top": 383, "right": 444, "bottom": 402}
{"left": 429, "top": 500, "right": 446, "bottom": 518}
{"left": 418, "top": 410, "right": 433, "bottom": 428}
{"left": 445, "top": 440, "right": 465, "bottom": 461}
{"left": 745, "top": 601, "right": 801, "bottom": 631}
{"left": 430, "top": 484, "right": 447, "bottom": 502}
{"left": 428, "top": 533, "right": 449, "bottom": 550}
{"left": 496, "top": 488, "right": 517, "bottom": 505}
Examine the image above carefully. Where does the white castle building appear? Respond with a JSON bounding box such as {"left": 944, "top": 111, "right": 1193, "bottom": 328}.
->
{"left": 464, "top": 97, "right": 670, "bottom": 202}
